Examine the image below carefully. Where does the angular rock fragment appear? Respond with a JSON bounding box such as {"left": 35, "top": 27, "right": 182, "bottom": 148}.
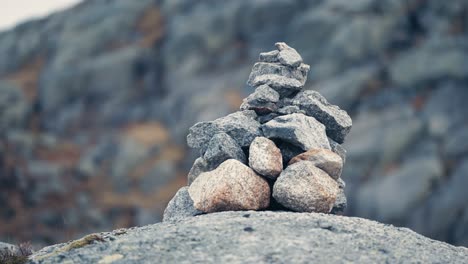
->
{"left": 203, "top": 132, "right": 246, "bottom": 168}
{"left": 257, "top": 112, "right": 280, "bottom": 124}
{"left": 276, "top": 141, "right": 304, "bottom": 166}
{"left": 163, "top": 187, "right": 203, "bottom": 222}
{"left": 331, "top": 188, "right": 347, "bottom": 214}
{"left": 329, "top": 138, "right": 347, "bottom": 163}
{"left": 187, "top": 157, "right": 210, "bottom": 185}
{"left": 259, "top": 50, "right": 279, "bottom": 63}
{"left": 288, "top": 148, "right": 343, "bottom": 180}
{"left": 247, "top": 62, "right": 309, "bottom": 96}
{"left": 273, "top": 161, "right": 339, "bottom": 213}
{"left": 189, "top": 159, "right": 270, "bottom": 213}
{"left": 240, "top": 84, "right": 280, "bottom": 114}
{"left": 187, "top": 110, "right": 261, "bottom": 153}
{"left": 249, "top": 137, "right": 283, "bottom": 179}
{"left": 292, "top": 90, "right": 352, "bottom": 143}
{"left": 262, "top": 113, "right": 331, "bottom": 151}
{"left": 276, "top": 42, "right": 303, "bottom": 67}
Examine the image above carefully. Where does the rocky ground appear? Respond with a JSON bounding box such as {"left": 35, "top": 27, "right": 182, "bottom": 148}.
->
{"left": 1, "top": 0, "right": 468, "bottom": 247}
{"left": 28, "top": 211, "right": 468, "bottom": 264}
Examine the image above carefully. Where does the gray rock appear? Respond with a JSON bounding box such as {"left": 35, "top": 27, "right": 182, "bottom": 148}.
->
{"left": 276, "top": 105, "right": 305, "bottom": 115}
{"left": 262, "top": 113, "right": 331, "bottom": 151}
{"left": 276, "top": 141, "right": 304, "bottom": 166}
{"left": 247, "top": 62, "right": 309, "bottom": 96}
{"left": 259, "top": 50, "right": 279, "bottom": 63}
{"left": 163, "top": 187, "right": 203, "bottom": 222}
{"left": 203, "top": 132, "right": 246, "bottom": 169}
{"left": 256, "top": 112, "right": 280, "bottom": 124}
{"left": 188, "top": 159, "right": 270, "bottom": 213}
{"left": 276, "top": 42, "right": 303, "bottom": 67}
{"left": 187, "top": 157, "right": 210, "bottom": 185}
{"left": 292, "top": 90, "right": 352, "bottom": 143}
{"left": 329, "top": 138, "right": 347, "bottom": 163}
{"left": 248, "top": 137, "right": 283, "bottom": 179}
{"left": 331, "top": 188, "right": 347, "bottom": 214}
{"left": 28, "top": 211, "right": 468, "bottom": 264}
{"left": 187, "top": 110, "right": 261, "bottom": 153}
{"left": 288, "top": 148, "right": 343, "bottom": 180}
{"left": 273, "top": 161, "right": 339, "bottom": 213}
{"left": 240, "top": 84, "right": 280, "bottom": 114}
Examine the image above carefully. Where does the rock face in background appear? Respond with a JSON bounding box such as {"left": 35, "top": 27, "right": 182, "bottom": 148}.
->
{"left": 28, "top": 212, "right": 468, "bottom": 264}
{"left": 1, "top": 0, "right": 468, "bottom": 247}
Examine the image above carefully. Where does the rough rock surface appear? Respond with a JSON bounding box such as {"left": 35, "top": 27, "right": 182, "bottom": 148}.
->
{"left": 203, "top": 132, "right": 246, "bottom": 168}
{"left": 163, "top": 187, "right": 202, "bottom": 222}
{"left": 273, "top": 161, "right": 339, "bottom": 213}
{"left": 187, "top": 157, "right": 210, "bottom": 185}
{"left": 289, "top": 149, "right": 343, "bottom": 180}
{"left": 28, "top": 212, "right": 468, "bottom": 264}
{"left": 276, "top": 42, "right": 303, "bottom": 67}
{"left": 292, "top": 90, "right": 352, "bottom": 143}
{"left": 262, "top": 113, "right": 331, "bottom": 151}
{"left": 187, "top": 110, "right": 261, "bottom": 152}
{"left": 248, "top": 137, "right": 282, "bottom": 179}
{"left": 188, "top": 160, "right": 270, "bottom": 213}
{"left": 240, "top": 85, "right": 280, "bottom": 114}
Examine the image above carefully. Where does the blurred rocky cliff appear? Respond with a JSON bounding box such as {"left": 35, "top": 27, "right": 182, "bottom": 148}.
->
{"left": 1, "top": 0, "right": 467, "bottom": 247}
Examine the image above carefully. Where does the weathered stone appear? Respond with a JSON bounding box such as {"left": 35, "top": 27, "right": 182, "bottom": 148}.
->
{"left": 188, "top": 159, "right": 270, "bottom": 213}
{"left": 186, "top": 122, "right": 221, "bottom": 154}
{"left": 331, "top": 179, "right": 347, "bottom": 214}
{"left": 163, "top": 187, "right": 203, "bottom": 222}
{"left": 187, "top": 110, "right": 261, "bottom": 153}
{"left": 262, "top": 113, "right": 331, "bottom": 151}
{"left": 240, "top": 84, "right": 280, "bottom": 114}
{"left": 247, "top": 62, "right": 309, "bottom": 96}
{"left": 29, "top": 212, "right": 468, "bottom": 264}
{"left": 249, "top": 137, "right": 283, "bottom": 179}
{"left": 259, "top": 50, "right": 279, "bottom": 63}
{"left": 276, "top": 105, "right": 305, "bottom": 115}
{"left": 273, "top": 161, "right": 339, "bottom": 213}
{"left": 292, "top": 90, "right": 352, "bottom": 143}
{"left": 187, "top": 157, "right": 210, "bottom": 185}
{"left": 276, "top": 141, "right": 304, "bottom": 166}
{"left": 329, "top": 138, "right": 347, "bottom": 163}
{"left": 289, "top": 149, "right": 343, "bottom": 180}
{"left": 276, "top": 42, "right": 303, "bottom": 67}
{"left": 257, "top": 112, "right": 280, "bottom": 124}
{"left": 331, "top": 189, "right": 347, "bottom": 214}
{"left": 203, "top": 132, "right": 246, "bottom": 168}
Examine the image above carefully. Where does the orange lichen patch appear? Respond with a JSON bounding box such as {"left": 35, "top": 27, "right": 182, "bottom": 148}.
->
{"left": 35, "top": 142, "right": 82, "bottom": 167}
{"left": 130, "top": 144, "right": 185, "bottom": 180}
{"left": 123, "top": 122, "right": 169, "bottom": 146}
{"left": 136, "top": 6, "right": 165, "bottom": 48}
{"left": 4, "top": 56, "right": 44, "bottom": 101}
{"left": 224, "top": 89, "right": 244, "bottom": 110}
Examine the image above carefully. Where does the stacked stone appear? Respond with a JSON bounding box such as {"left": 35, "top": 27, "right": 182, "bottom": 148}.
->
{"left": 163, "top": 43, "right": 352, "bottom": 221}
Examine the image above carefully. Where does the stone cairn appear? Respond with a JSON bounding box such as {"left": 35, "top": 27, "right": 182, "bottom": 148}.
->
{"left": 164, "top": 43, "right": 352, "bottom": 221}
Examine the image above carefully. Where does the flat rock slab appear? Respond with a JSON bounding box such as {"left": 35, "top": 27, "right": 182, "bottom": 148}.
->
{"left": 262, "top": 113, "right": 331, "bottom": 151}
{"left": 29, "top": 211, "right": 468, "bottom": 264}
